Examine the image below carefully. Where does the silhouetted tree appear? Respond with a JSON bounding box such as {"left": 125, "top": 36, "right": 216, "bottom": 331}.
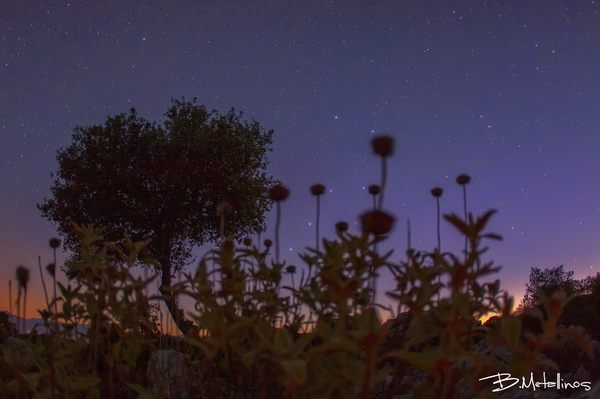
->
{"left": 519, "top": 265, "right": 577, "bottom": 311}
{"left": 37, "top": 98, "right": 278, "bottom": 334}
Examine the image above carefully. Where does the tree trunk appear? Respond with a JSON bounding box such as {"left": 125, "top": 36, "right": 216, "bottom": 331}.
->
{"left": 158, "top": 244, "right": 193, "bottom": 336}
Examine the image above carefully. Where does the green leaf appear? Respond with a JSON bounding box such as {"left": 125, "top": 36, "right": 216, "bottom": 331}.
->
{"left": 126, "top": 383, "right": 160, "bottom": 399}
{"left": 71, "top": 377, "right": 101, "bottom": 391}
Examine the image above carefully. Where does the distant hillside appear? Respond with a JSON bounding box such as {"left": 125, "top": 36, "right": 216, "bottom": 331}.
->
{"left": 2, "top": 310, "right": 90, "bottom": 337}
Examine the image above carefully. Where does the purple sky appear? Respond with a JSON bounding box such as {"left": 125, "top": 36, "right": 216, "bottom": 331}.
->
{"left": 2, "top": 1, "right": 600, "bottom": 331}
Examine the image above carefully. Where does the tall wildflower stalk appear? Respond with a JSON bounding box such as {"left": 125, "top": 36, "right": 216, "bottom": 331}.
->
{"left": 49, "top": 237, "right": 61, "bottom": 333}
{"left": 16, "top": 266, "right": 30, "bottom": 336}
{"left": 456, "top": 174, "right": 471, "bottom": 260}
{"left": 310, "top": 184, "right": 325, "bottom": 252}
{"left": 431, "top": 187, "right": 443, "bottom": 302}
{"left": 37, "top": 256, "right": 51, "bottom": 316}
{"left": 8, "top": 280, "right": 13, "bottom": 337}
{"left": 268, "top": 184, "right": 290, "bottom": 263}
{"left": 371, "top": 136, "right": 393, "bottom": 210}
{"left": 362, "top": 135, "right": 395, "bottom": 314}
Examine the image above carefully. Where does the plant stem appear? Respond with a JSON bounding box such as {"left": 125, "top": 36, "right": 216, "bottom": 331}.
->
{"left": 53, "top": 247, "right": 59, "bottom": 334}
{"left": 378, "top": 158, "right": 387, "bottom": 210}
{"left": 436, "top": 196, "right": 441, "bottom": 303}
{"left": 275, "top": 202, "right": 281, "bottom": 263}
{"left": 8, "top": 281, "right": 13, "bottom": 338}
{"left": 462, "top": 184, "right": 468, "bottom": 260}
{"left": 38, "top": 256, "right": 51, "bottom": 316}
{"left": 316, "top": 195, "right": 321, "bottom": 252}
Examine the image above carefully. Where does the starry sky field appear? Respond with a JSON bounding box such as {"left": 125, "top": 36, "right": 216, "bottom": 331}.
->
{"left": 2, "top": 1, "right": 600, "bottom": 331}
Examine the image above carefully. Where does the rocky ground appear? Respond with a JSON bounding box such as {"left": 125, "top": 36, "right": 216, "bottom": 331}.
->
{"left": 3, "top": 316, "right": 600, "bottom": 398}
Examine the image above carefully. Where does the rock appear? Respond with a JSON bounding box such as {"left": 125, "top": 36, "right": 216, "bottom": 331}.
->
{"left": 536, "top": 353, "right": 559, "bottom": 375}
{"left": 573, "top": 365, "right": 592, "bottom": 385}
{"left": 495, "top": 345, "right": 513, "bottom": 363}
{"left": 568, "top": 325, "right": 587, "bottom": 336}
{"left": 571, "top": 380, "right": 600, "bottom": 398}
{"left": 472, "top": 340, "right": 492, "bottom": 355}
{"left": 147, "top": 349, "right": 196, "bottom": 399}
{"left": 590, "top": 340, "right": 600, "bottom": 358}
{"left": 0, "top": 337, "right": 35, "bottom": 370}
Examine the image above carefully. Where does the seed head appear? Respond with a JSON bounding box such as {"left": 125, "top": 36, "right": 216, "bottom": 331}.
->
{"left": 335, "top": 221, "right": 349, "bottom": 233}
{"left": 456, "top": 174, "right": 471, "bottom": 185}
{"left": 16, "top": 266, "right": 30, "bottom": 289}
{"left": 368, "top": 185, "right": 381, "bottom": 195}
{"left": 46, "top": 263, "right": 56, "bottom": 278}
{"left": 49, "top": 238, "right": 61, "bottom": 249}
{"left": 243, "top": 237, "right": 252, "bottom": 246}
{"left": 371, "top": 135, "right": 394, "bottom": 157}
{"left": 264, "top": 239, "right": 273, "bottom": 248}
{"left": 360, "top": 210, "right": 395, "bottom": 235}
{"left": 431, "top": 187, "right": 443, "bottom": 197}
{"left": 216, "top": 200, "right": 233, "bottom": 215}
{"left": 268, "top": 184, "right": 290, "bottom": 202}
{"left": 310, "top": 184, "right": 326, "bottom": 196}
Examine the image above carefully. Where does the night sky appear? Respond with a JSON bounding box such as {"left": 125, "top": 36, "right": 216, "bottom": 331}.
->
{"left": 2, "top": 1, "right": 600, "bottom": 331}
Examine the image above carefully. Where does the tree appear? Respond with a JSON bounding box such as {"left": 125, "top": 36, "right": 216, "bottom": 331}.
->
{"left": 37, "top": 98, "right": 278, "bottom": 335}
{"left": 518, "top": 265, "right": 577, "bottom": 311}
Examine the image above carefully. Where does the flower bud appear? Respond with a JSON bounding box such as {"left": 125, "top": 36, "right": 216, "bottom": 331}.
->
{"left": 371, "top": 135, "right": 394, "bottom": 157}
{"left": 268, "top": 184, "right": 290, "bottom": 202}
{"left": 46, "top": 263, "right": 56, "bottom": 278}
{"left": 335, "top": 221, "right": 348, "bottom": 233}
{"left": 456, "top": 174, "right": 471, "bottom": 185}
{"left": 368, "top": 185, "right": 381, "bottom": 195}
{"left": 431, "top": 187, "right": 443, "bottom": 197}
{"left": 286, "top": 265, "right": 296, "bottom": 274}
{"left": 16, "top": 266, "right": 30, "bottom": 289}
{"left": 360, "top": 210, "right": 395, "bottom": 235}
{"left": 243, "top": 237, "right": 252, "bottom": 246}
{"left": 310, "top": 184, "right": 325, "bottom": 196}
{"left": 264, "top": 239, "right": 273, "bottom": 248}
{"left": 49, "top": 238, "right": 61, "bottom": 248}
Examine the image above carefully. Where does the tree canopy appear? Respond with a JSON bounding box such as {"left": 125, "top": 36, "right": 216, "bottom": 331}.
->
{"left": 519, "top": 265, "right": 578, "bottom": 310}
{"left": 37, "top": 97, "right": 278, "bottom": 334}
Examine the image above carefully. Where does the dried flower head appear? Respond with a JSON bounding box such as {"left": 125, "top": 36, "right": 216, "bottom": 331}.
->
{"left": 268, "top": 184, "right": 290, "bottom": 202}
{"left": 360, "top": 210, "right": 395, "bottom": 235}
{"left": 456, "top": 174, "right": 471, "bottom": 185}
{"left": 49, "top": 238, "right": 61, "bottom": 248}
{"left": 368, "top": 185, "right": 381, "bottom": 195}
{"left": 16, "top": 266, "right": 30, "bottom": 289}
{"left": 243, "top": 237, "right": 252, "bottom": 246}
{"left": 264, "top": 239, "right": 273, "bottom": 248}
{"left": 431, "top": 187, "right": 443, "bottom": 197}
{"left": 371, "top": 135, "right": 394, "bottom": 157}
{"left": 216, "top": 200, "right": 233, "bottom": 215}
{"left": 286, "top": 265, "right": 296, "bottom": 274}
{"left": 310, "top": 184, "right": 326, "bottom": 196}
{"left": 46, "top": 263, "right": 56, "bottom": 278}
{"left": 335, "top": 221, "right": 349, "bottom": 233}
